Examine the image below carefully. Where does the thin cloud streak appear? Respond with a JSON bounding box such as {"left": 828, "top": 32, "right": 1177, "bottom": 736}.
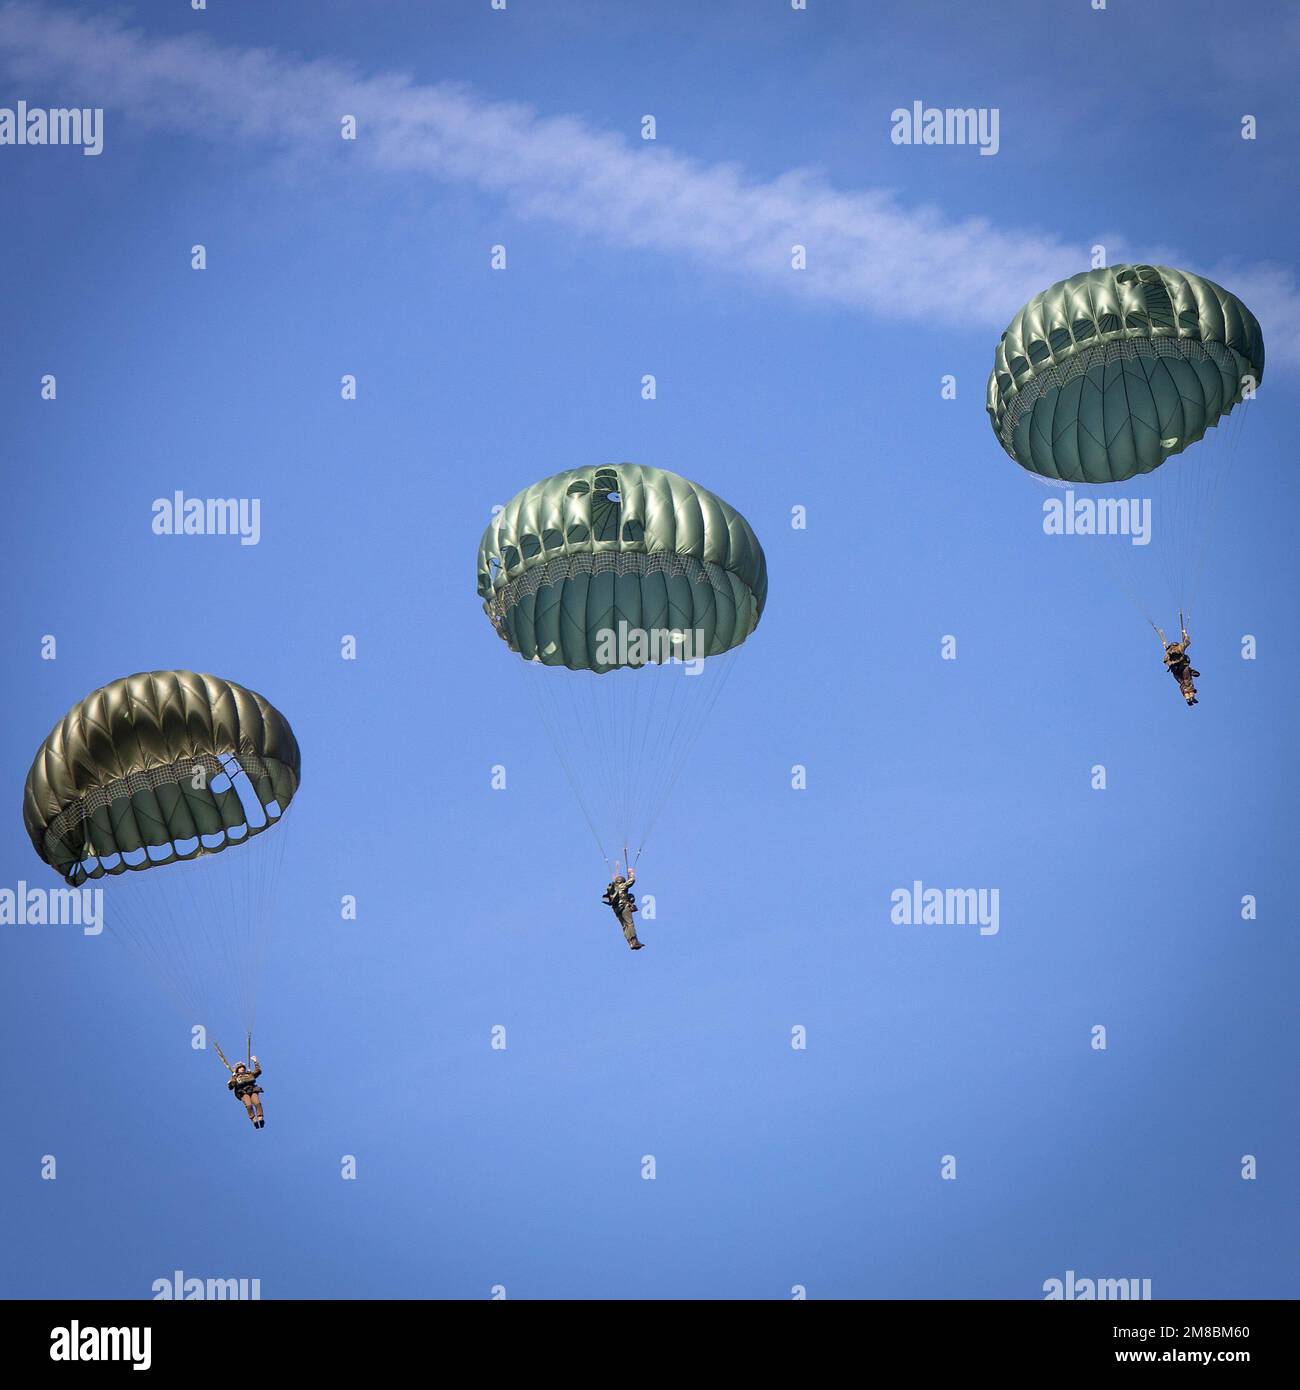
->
{"left": 2, "top": 1, "right": 1296, "bottom": 367}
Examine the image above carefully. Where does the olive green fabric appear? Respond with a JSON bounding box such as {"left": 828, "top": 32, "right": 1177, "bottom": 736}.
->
{"left": 23, "top": 671, "right": 300, "bottom": 885}
{"left": 476, "top": 464, "right": 767, "bottom": 672}
{"left": 987, "top": 264, "right": 1264, "bottom": 483}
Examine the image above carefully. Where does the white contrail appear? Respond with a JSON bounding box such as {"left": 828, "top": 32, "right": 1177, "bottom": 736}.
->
{"left": 2, "top": 1, "right": 1295, "bottom": 367}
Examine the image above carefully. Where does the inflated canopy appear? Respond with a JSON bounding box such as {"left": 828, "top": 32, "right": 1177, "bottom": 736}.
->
{"left": 476, "top": 464, "right": 767, "bottom": 672}
{"left": 24, "top": 670, "right": 300, "bottom": 885}
{"left": 987, "top": 264, "right": 1264, "bottom": 483}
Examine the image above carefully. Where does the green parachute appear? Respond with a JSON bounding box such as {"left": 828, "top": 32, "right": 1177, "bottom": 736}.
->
{"left": 24, "top": 670, "right": 300, "bottom": 1035}
{"left": 477, "top": 464, "right": 766, "bottom": 862}
{"left": 477, "top": 463, "right": 767, "bottom": 673}
{"left": 987, "top": 264, "right": 1264, "bottom": 483}
{"left": 24, "top": 670, "right": 299, "bottom": 883}
{"left": 987, "top": 264, "right": 1265, "bottom": 624}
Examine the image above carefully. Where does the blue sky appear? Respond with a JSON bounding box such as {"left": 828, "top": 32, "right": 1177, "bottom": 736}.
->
{"left": 1, "top": 0, "right": 1296, "bottom": 1299}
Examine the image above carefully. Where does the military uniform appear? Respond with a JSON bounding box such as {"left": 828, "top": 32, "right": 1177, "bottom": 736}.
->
{"left": 1164, "top": 644, "right": 1200, "bottom": 706}
{"left": 227, "top": 1063, "right": 263, "bottom": 1098}
{"left": 603, "top": 875, "right": 643, "bottom": 949}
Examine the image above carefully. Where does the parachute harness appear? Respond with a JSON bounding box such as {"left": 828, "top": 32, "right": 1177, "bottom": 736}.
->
{"left": 212, "top": 1032, "right": 254, "bottom": 1075}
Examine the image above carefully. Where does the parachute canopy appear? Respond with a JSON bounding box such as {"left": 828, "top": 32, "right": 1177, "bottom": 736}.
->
{"left": 477, "top": 463, "right": 767, "bottom": 673}
{"left": 987, "top": 264, "right": 1264, "bottom": 484}
{"left": 476, "top": 464, "right": 767, "bottom": 863}
{"left": 24, "top": 670, "right": 300, "bottom": 887}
